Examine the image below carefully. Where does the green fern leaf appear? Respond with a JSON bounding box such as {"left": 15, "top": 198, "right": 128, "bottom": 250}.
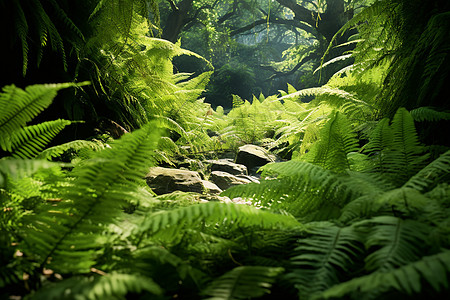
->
{"left": 389, "top": 108, "right": 429, "bottom": 183}
{"left": 137, "top": 202, "right": 301, "bottom": 242}
{"left": 9, "top": 119, "right": 72, "bottom": 158}
{"left": 303, "top": 111, "right": 360, "bottom": 172}
{"left": 403, "top": 150, "right": 450, "bottom": 192}
{"left": 356, "top": 216, "right": 431, "bottom": 272}
{"left": 287, "top": 223, "right": 365, "bottom": 299}
{"left": 364, "top": 108, "right": 429, "bottom": 185}
{"left": 30, "top": 273, "right": 162, "bottom": 300}
{"left": 0, "top": 83, "right": 88, "bottom": 151}
{"left": 224, "top": 161, "right": 356, "bottom": 219}
{"left": 202, "top": 266, "right": 284, "bottom": 300}
{"left": 12, "top": 1, "right": 29, "bottom": 76}
{"left": 0, "top": 158, "right": 56, "bottom": 187}
{"left": 23, "top": 122, "right": 161, "bottom": 273}
{"left": 410, "top": 107, "right": 450, "bottom": 122}
{"left": 36, "top": 140, "right": 107, "bottom": 161}
{"left": 321, "top": 251, "right": 450, "bottom": 299}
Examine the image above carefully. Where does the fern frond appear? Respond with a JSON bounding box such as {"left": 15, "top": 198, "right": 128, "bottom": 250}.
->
{"left": 314, "top": 54, "right": 353, "bottom": 74}
{"left": 287, "top": 223, "right": 365, "bottom": 299}
{"left": 410, "top": 107, "right": 450, "bottom": 122}
{"left": 9, "top": 119, "right": 72, "bottom": 158}
{"left": 363, "top": 108, "right": 429, "bottom": 185}
{"left": 23, "top": 122, "right": 161, "bottom": 273}
{"left": 36, "top": 140, "right": 107, "bottom": 161}
{"left": 224, "top": 161, "right": 357, "bottom": 219}
{"left": 356, "top": 216, "right": 431, "bottom": 272}
{"left": 47, "top": 0, "right": 85, "bottom": 42}
{"left": 137, "top": 202, "right": 301, "bottom": 242}
{"left": 12, "top": 0, "right": 29, "bottom": 76}
{"left": 0, "top": 158, "right": 57, "bottom": 186}
{"left": 403, "top": 150, "right": 450, "bottom": 193}
{"left": 389, "top": 108, "right": 429, "bottom": 183}
{"left": 30, "top": 273, "right": 163, "bottom": 300}
{"left": 362, "top": 118, "right": 392, "bottom": 173}
{"left": 202, "top": 266, "right": 284, "bottom": 300}
{"left": 303, "top": 111, "right": 360, "bottom": 172}
{"left": 278, "top": 86, "right": 364, "bottom": 106}
{"left": 322, "top": 0, "right": 388, "bottom": 62}
{"left": 321, "top": 251, "right": 450, "bottom": 299}
{"left": 0, "top": 83, "right": 88, "bottom": 151}
{"left": 30, "top": 0, "right": 67, "bottom": 70}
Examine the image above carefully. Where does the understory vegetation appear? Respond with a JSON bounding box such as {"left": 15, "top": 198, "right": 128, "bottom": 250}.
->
{"left": 1, "top": 0, "right": 449, "bottom": 299}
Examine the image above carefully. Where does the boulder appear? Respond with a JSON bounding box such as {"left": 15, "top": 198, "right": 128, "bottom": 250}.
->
{"left": 201, "top": 180, "right": 222, "bottom": 194}
{"left": 205, "top": 159, "right": 248, "bottom": 175}
{"left": 235, "top": 145, "right": 276, "bottom": 172}
{"left": 145, "top": 167, "right": 204, "bottom": 195}
{"left": 210, "top": 171, "right": 251, "bottom": 190}
{"left": 236, "top": 174, "right": 260, "bottom": 184}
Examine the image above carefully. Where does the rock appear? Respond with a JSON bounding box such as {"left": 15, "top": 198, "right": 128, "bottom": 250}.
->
{"left": 201, "top": 180, "right": 222, "bottom": 194}
{"left": 145, "top": 167, "right": 204, "bottom": 195}
{"left": 210, "top": 171, "right": 251, "bottom": 190}
{"left": 235, "top": 145, "right": 276, "bottom": 172}
{"left": 205, "top": 159, "right": 248, "bottom": 175}
{"left": 236, "top": 175, "right": 260, "bottom": 184}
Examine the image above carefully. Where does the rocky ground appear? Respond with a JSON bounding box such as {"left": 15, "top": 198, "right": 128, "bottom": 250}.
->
{"left": 145, "top": 144, "right": 277, "bottom": 204}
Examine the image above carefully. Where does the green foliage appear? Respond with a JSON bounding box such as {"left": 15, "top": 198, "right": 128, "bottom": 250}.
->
{"left": 202, "top": 266, "right": 284, "bottom": 300}
{"left": 1, "top": 1, "right": 450, "bottom": 299}
{"left": 303, "top": 111, "right": 360, "bottom": 172}
{"left": 23, "top": 122, "right": 161, "bottom": 274}
{"left": 0, "top": 82, "right": 87, "bottom": 158}
{"left": 321, "top": 250, "right": 450, "bottom": 299}
{"left": 30, "top": 273, "right": 163, "bottom": 300}
{"left": 4, "top": 0, "right": 86, "bottom": 76}
{"left": 287, "top": 223, "right": 365, "bottom": 299}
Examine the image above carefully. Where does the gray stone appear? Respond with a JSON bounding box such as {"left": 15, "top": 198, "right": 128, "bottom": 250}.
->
{"left": 205, "top": 159, "right": 248, "bottom": 175}
{"left": 236, "top": 175, "right": 260, "bottom": 184}
{"left": 145, "top": 167, "right": 204, "bottom": 195}
{"left": 235, "top": 145, "right": 276, "bottom": 172}
{"left": 201, "top": 180, "right": 222, "bottom": 194}
{"left": 210, "top": 171, "right": 251, "bottom": 190}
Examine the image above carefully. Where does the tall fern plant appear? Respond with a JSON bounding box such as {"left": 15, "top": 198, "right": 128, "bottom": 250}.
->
{"left": 223, "top": 107, "right": 450, "bottom": 299}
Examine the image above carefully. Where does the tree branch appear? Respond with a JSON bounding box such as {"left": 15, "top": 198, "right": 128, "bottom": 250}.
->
{"left": 275, "top": 0, "right": 317, "bottom": 27}
{"left": 218, "top": 0, "right": 239, "bottom": 24}
{"left": 230, "top": 17, "right": 316, "bottom": 37}
{"left": 166, "top": 0, "right": 178, "bottom": 11}
{"left": 266, "top": 52, "right": 319, "bottom": 80}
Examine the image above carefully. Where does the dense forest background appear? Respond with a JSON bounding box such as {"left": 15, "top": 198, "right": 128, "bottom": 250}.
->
{"left": 1, "top": 0, "right": 450, "bottom": 299}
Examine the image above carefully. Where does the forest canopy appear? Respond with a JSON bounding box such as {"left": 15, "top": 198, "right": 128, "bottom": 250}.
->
{"left": 1, "top": 0, "right": 450, "bottom": 299}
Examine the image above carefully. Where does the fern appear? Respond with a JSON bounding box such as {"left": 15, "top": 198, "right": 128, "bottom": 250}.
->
{"left": 287, "top": 223, "right": 365, "bottom": 299}
{"left": 403, "top": 150, "right": 450, "bottom": 193}
{"left": 6, "top": 0, "right": 87, "bottom": 75}
{"left": 202, "top": 266, "right": 284, "bottom": 300}
{"left": 21, "top": 122, "right": 162, "bottom": 274}
{"left": 223, "top": 161, "right": 357, "bottom": 219}
{"left": 356, "top": 216, "right": 431, "bottom": 272}
{"left": 10, "top": 119, "right": 72, "bottom": 159}
{"left": 303, "top": 111, "right": 360, "bottom": 172}
{"left": 29, "top": 272, "right": 163, "bottom": 300}
{"left": 321, "top": 250, "right": 450, "bottom": 299}
{"left": 136, "top": 202, "right": 301, "bottom": 242}
{"left": 0, "top": 82, "right": 88, "bottom": 156}
{"left": 388, "top": 108, "right": 429, "bottom": 183}
{"left": 410, "top": 107, "right": 450, "bottom": 122}
{"left": 363, "top": 108, "right": 429, "bottom": 185}
{"left": 0, "top": 158, "right": 57, "bottom": 186}
{"left": 36, "top": 140, "right": 107, "bottom": 161}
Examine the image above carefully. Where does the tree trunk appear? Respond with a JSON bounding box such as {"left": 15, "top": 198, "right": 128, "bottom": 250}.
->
{"left": 162, "top": 0, "right": 195, "bottom": 43}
